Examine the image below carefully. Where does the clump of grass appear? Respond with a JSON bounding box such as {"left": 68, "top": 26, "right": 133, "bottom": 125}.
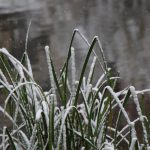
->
{"left": 0, "top": 30, "right": 150, "bottom": 150}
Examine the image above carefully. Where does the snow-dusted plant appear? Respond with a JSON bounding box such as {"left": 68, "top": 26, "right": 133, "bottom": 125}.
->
{"left": 0, "top": 30, "right": 150, "bottom": 149}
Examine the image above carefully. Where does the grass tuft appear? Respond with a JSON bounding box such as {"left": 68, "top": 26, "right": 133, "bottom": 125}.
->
{"left": 0, "top": 30, "right": 150, "bottom": 150}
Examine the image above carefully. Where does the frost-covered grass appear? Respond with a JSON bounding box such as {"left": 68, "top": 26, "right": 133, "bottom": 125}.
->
{"left": 0, "top": 30, "right": 150, "bottom": 149}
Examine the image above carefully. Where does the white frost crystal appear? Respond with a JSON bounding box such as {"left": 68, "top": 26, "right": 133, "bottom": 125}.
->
{"left": 35, "top": 109, "right": 42, "bottom": 121}
{"left": 102, "top": 141, "right": 114, "bottom": 150}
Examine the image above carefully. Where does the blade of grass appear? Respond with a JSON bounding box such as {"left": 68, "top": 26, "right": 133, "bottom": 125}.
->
{"left": 63, "top": 29, "right": 78, "bottom": 103}
{"left": 74, "top": 37, "right": 97, "bottom": 107}
{"left": 114, "top": 89, "right": 131, "bottom": 148}
{"left": 6, "top": 128, "right": 16, "bottom": 150}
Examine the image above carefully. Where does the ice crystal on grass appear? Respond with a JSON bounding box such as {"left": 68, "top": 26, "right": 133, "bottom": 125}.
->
{"left": 103, "top": 140, "right": 114, "bottom": 150}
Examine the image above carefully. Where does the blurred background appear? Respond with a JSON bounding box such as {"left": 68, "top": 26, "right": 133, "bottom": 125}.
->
{"left": 0, "top": 0, "right": 150, "bottom": 90}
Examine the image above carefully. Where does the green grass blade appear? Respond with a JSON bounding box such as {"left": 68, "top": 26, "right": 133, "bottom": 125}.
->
{"left": 6, "top": 128, "right": 16, "bottom": 150}
{"left": 74, "top": 37, "right": 97, "bottom": 106}
{"left": 63, "top": 29, "right": 78, "bottom": 102}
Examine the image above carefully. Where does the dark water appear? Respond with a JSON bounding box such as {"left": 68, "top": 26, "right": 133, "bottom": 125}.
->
{"left": 1, "top": 0, "right": 150, "bottom": 90}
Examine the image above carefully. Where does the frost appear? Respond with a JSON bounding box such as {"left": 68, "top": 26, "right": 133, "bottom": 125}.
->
{"left": 79, "top": 109, "right": 88, "bottom": 125}
{"left": 45, "top": 46, "right": 57, "bottom": 105}
{"left": 102, "top": 141, "right": 114, "bottom": 150}
{"left": 0, "top": 48, "right": 24, "bottom": 78}
{"left": 129, "top": 138, "right": 137, "bottom": 150}
{"left": 19, "top": 131, "right": 30, "bottom": 148}
{"left": 35, "top": 109, "right": 42, "bottom": 121}
{"left": 27, "top": 124, "right": 37, "bottom": 150}
{"left": 130, "top": 86, "right": 149, "bottom": 149}
{"left": 63, "top": 126, "right": 67, "bottom": 150}
{"left": 106, "top": 86, "right": 131, "bottom": 124}
{"left": 42, "top": 101, "right": 49, "bottom": 126}
{"left": 1, "top": 34, "right": 150, "bottom": 149}
{"left": 0, "top": 69, "right": 9, "bottom": 86}
{"left": 85, "top": 84, "right": 92, "bottom": 100}
{"left": 92, "top": 87, "right": 98, "bottom": 92}
{"left": 2, "top": 127, "right": 6, "bottom": 150}
{"left": 0, "top": 48, "right": 9, "bottom": 54}
{"left": 95, "top": 68, "right": 111, "bottom": 89}
{"left": 0, "top": 48, "right": 32, "bottom": 78}
{"left": 71, "top": 46, "right": 76, "bottom": 105}
{"left": 82, "top": 76, "right": 86, "bottom": 92}
{"left": 87, "top": 56, "right": 96, "bottom": 86}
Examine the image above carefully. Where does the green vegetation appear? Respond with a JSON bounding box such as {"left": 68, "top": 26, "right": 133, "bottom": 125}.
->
{"left": 0, "top": 30, "right": 150, "bottom": 149}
